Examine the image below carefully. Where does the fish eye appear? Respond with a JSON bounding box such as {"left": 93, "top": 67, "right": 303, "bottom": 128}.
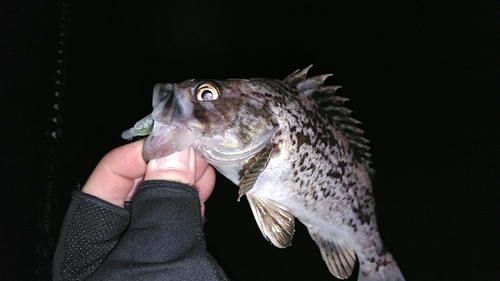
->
{"left": 196, "top": 83, "right": 220, "bottom": 101}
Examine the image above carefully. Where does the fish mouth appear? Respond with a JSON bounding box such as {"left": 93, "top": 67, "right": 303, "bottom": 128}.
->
{"left": 142, "top": 83, "right": 198, "bottom": 161}
{"left": 137, "top": 82, "right": 277, "bottom": 164}
{"left": 151, "top": 83, "right": 192, "bottom": 125}
{"left": 142, "top": 122, "right": 198, "bottom": 161}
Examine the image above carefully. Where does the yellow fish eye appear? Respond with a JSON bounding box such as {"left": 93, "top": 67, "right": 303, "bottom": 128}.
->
{"left": 196, "top": 83, "right": 220, "bottom": 101}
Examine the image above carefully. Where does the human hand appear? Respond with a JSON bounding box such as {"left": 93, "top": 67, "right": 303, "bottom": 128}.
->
{"left": 82, "top": 139, "right": 215, "bottom": 215}
{"left": 144, "top": 146, "right": 215, "bottom": 215}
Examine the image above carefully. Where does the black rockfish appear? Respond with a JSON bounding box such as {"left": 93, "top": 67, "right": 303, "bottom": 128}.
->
{"left": 122, "top": 66, "right": 405, "bottom": 281}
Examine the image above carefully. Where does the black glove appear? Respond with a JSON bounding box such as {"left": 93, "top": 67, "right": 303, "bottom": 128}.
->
{"left": 53, "top": 180, "right": 229, "bottom": 281}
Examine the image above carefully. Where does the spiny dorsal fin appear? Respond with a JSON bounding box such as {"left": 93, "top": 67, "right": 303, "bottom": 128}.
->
{"left": 306, "top": 225, "right": 357, "bottom": 279}
{"left": 283, "top": 64, "right": 313, "bottom": 85}
{"left": 284, "top": 65, "right": 373, "bottom": 174}
{"left": 246, "top": 193, "right": 295, "bottom": 248}
{"left": 238, "top": 144, "right": 273, "bottom": 201}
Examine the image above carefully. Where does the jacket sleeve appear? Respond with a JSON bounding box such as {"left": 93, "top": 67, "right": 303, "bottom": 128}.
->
{"left": 53, "top": 180, "right": 229, "bottom": 281}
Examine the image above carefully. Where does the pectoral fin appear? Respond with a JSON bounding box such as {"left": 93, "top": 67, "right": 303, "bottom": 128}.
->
{"left": 238, "top": 144, "right": 273, "bottom": 201}
{"left": 307, "top": 226, "right": 357, "bottom": 279}
{"left": 246, "top": 193, "right": 295, "bottom": 248}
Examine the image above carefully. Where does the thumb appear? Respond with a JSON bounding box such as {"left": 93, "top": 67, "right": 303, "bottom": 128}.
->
{"left": 144, "top": 147, "right": 196, "bottom": 185}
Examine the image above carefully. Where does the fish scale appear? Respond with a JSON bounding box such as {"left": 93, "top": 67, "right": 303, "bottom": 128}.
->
{"left": 123, "top": 65, "right": 405, "bottom": 281}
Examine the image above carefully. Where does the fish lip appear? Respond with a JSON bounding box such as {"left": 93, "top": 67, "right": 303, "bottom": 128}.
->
{"left": 142, "top": 122, "right": 199, "bottom": 161}
{"left": 151, "top": 83, "right": 193, "bottom": 124}
{"left": 143, "top": 83, "right": 201, "bottom": 161}
{"left": 152, "top": 83, "right": 174, "bottom": 107}
{"left": 150, "top": 86, "right": 196, "bottom": 128}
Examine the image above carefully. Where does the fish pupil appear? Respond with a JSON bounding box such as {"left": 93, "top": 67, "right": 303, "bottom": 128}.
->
{"left": 201, "top": 90, "right": 214, "bottom": 100}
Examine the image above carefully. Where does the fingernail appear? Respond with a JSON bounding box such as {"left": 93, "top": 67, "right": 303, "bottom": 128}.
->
{"left": 154, "top": 148, "right": 191, "bottom": 170}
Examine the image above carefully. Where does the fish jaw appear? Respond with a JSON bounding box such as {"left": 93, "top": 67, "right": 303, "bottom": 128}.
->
{"left": 142, "top": 83, "right": 199, "bottom": 161}
{"left": 142, "top": 122, "right": 198, "bottom": 161}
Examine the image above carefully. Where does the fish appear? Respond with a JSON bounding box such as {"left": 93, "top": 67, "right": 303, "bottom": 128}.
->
{"left": 122, "top": 65, "right": 405, "bottom": 281}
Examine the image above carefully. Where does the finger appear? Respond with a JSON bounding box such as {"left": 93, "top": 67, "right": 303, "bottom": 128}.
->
{"left": 83, "top": 139, "right": 147, "bottom": 207}
{"left": 194, "top": 165, "right": 216, "bottom": 216}
{"left": 125, "top": 176, "right": 144, "bottom": 201}
{"left": 143, "top": 147, "right": 216, "bottom": 216}
{"left": 194, "top": 152, "right": 211, "bottom": 182}
{"left": 144, "top": 147, "right": 195, "bottom": 184}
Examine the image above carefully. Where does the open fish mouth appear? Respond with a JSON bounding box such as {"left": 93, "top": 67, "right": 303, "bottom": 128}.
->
{"left": 142, "top": 122, "right": 198, "bottom": 161}
{"left": 121, "top": 115, "right": 199, "bottom": 162}
{"left": 122, "top": 83, "right": 199, "bottom": 162}
{"left": 123, "top": 80, "right": 274, "bottom": 164}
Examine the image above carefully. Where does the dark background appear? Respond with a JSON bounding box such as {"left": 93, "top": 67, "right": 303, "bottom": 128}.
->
{"left": 1, "top": 1, "right": 498, "bottom": 280}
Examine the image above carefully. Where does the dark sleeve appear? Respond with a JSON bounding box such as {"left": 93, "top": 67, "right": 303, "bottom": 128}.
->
{"left": 52, "top": 190, "right": 130, "bottom": 281}
{"left": 53, "top": 180, "right": 229, "bottom": 281}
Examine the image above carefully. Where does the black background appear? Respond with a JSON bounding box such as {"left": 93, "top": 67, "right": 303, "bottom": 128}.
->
{"left": 1, "top": 1, "right": 498, "bottom": 280}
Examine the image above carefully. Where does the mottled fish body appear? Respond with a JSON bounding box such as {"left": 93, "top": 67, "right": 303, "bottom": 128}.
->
{"left": 123, "top": 66, "right": 405, "bottom": 281}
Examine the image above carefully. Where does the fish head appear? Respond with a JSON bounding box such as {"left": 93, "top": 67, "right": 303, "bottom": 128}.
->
{"left": 138, "top": 78, "right": 278, "bottom": 183}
